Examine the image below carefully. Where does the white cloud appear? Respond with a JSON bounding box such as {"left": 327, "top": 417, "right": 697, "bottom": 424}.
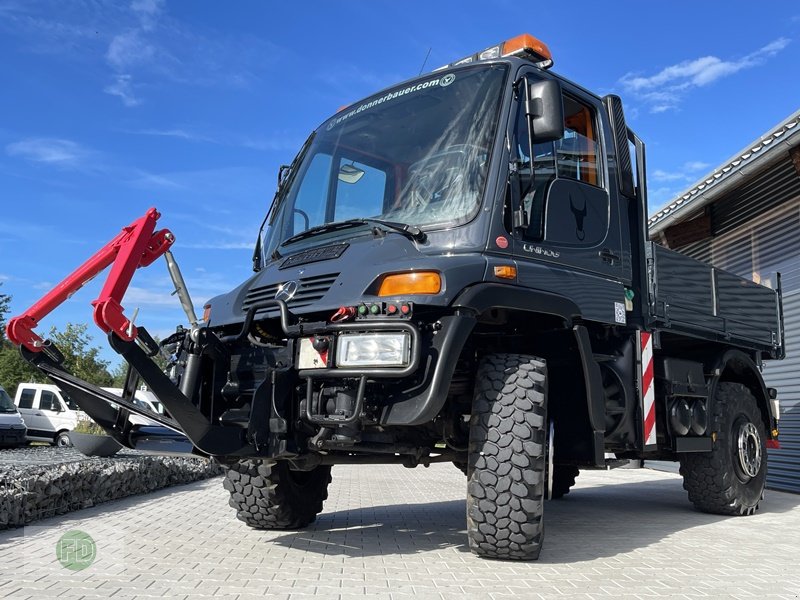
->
{"left": 621, "top": 38, "right": 790, "bottom": 113}
{"left": 124, "top": 286, "right": 178, "bottom": 307}
{"left": 130, "top": 0, "right": 163, "bottom": 31}
{"left": 651, "top": 161, "right": 711, "bottom": 183}
{"left": 5, "top": 138, "right": 91, "bottom": 166}
{"left": 129, "top": 128, "right": 215, "bottom": 143}
{"left": 106, "top": 30, "right": 156, "bottom": 71}
{"left": 104, "top": 74, "right": 141, "bottom": 107}
{"left": 124, "top": 127, "right": 300, "bottom": 152}
{"left": 651, "top": 169, "right": 686, "bottom": 182}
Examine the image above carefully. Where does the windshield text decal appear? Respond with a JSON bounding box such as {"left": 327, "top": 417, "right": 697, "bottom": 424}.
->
{"left": 326, "top": 74, "right": 456, "bottom": 131}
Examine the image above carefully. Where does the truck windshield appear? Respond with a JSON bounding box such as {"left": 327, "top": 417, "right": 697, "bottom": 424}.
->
{"left": 261, "top": 64, "right": 507, "bottom": 259}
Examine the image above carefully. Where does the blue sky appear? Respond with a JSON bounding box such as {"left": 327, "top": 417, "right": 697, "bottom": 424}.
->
{"left": 1, "top": 1, "right": 799, "bottom": 367}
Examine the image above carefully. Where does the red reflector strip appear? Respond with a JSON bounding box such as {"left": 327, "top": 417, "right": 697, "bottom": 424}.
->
{"left": 641, "top": 331, "right": 656, "bottom": 447}
{"left": 766, "top": 439, "right": 780, "bottom": 449}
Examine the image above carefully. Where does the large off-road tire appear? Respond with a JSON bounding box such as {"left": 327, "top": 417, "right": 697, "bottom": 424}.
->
{"left": 467, "top": 353, "right": 547, "bottom": 560}
{"left": 223, "top": 459, "right": 332, "bottom": 529}
{"left": 550, "top": 465, "right": 579, "bottom": 499}
{"left": 679, "top": 382, "right": 767, "bottom": 516}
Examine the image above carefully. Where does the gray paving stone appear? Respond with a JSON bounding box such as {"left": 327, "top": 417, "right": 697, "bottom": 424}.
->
{"left": 0, "top": 465, "right": 799, "bottom": 598}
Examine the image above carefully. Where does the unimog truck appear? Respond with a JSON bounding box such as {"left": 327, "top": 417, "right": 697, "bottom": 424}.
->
{"left": 7, "top": 33, "right": 784, "bottom": 560}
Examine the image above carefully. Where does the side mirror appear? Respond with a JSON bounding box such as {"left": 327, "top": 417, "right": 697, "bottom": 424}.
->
{"left": 526, "top": 79, "right": 564, "bottom": 143}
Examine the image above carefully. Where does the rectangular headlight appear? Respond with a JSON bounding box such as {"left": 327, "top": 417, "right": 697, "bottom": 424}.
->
{"left": 336, "top": 332, "right": 411, "bottom": 367}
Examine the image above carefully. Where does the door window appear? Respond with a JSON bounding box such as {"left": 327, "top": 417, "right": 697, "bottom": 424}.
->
{"left": 513, "top": 85, "right": 607, "bottom": 245}
{"left": 557, "top": 96, "right": 601, "bottom": 187}
{"left": 39, "top": 391, "right": 59, "bottom": 412}
{"left": 18, "top": 389, "right": 35, "bottom": 409}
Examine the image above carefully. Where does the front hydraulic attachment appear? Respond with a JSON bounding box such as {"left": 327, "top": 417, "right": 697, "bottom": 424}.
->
{"left": 7, "top": 207, "right": 173, "bottom": 353}
{"left": 4, "top": 208, "right": 266, "bottom": 458}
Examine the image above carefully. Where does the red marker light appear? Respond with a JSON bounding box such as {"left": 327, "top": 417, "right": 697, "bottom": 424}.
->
{"left": 387, "top": 304, "right": 398, "bottom": 314}
{"left": 496, "top": 236, "right": 509, "bottom": 249}
{"left": 400, "top": 304, "right": 410, "bottom": 315}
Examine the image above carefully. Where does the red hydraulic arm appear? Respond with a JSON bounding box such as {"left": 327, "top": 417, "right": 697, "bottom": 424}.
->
{"left": 6, "top": 207, "right": 174, "bottom": 353}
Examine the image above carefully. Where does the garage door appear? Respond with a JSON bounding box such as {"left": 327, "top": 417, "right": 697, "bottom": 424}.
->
{"left": 762, "top": 290, "right": 800, "bottom": 493}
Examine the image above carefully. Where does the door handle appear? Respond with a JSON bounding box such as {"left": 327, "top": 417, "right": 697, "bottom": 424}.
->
{"left": 35, "top": 412, "right": 44, "bottom": 416}
{"left": 599, "top": 248, "right": 620, "bottom": 264}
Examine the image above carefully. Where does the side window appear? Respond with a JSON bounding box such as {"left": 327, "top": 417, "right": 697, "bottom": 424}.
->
{"left": 18, "top": 389, "right": 35, "bottom": 409}
{"left": 40, "top": 391, "right": 58, "bottom": 411}
{"left": 557, "top": 96, "right": 601, "bottom": 187}
{"left": 514, "top": 85, "right": 605, "bottom": 243}
{"left": 334, "top": 158, "right": 387, "bottom": 221}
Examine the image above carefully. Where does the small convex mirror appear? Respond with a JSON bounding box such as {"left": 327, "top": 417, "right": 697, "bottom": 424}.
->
{"left": 338, "top": 163, "right": 365, "bottom": 184}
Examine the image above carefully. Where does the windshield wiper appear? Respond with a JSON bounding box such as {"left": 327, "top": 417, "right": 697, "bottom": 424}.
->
{"left": 280, "top": 218, "right": 425, "bottom": 247}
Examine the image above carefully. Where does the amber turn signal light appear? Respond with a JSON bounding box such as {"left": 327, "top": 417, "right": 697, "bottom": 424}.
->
{"left": 378, "top": 272, "right": 441, "bottom": 296}
{"left": 493, "top": 265, "right": 517, "bottom": 280}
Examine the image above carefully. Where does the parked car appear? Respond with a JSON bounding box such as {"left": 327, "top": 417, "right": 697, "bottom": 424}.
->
{"left": 14, "top": 382, "right": 84, "bottom": 446}
{"left": 0, "top": 384, "right": 27, "bottom": 447}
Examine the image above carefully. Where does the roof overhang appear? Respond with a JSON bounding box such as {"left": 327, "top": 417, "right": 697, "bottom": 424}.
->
{"left": 648, "top": 109, "right": 800, "bottom": 235}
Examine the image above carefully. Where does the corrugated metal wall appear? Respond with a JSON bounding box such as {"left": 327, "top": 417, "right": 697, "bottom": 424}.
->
{"left": 762, "top": 292, "right": 800, "bottom": 492}
{"left": 666, "top": 153, "right": 800, "bottom": 493}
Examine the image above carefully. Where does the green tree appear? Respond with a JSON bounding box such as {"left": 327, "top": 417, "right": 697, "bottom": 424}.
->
{"left": 0, "top": 282, "right": 10, "bottom": 345}
{"left": 48, "top": 323, "right": 113, "bottom": 387}
{"left": 0, "top": 283, "right": 43, "bottom": 394}
{"left": 0, "top": 345, "right": 45, "bottom": 395}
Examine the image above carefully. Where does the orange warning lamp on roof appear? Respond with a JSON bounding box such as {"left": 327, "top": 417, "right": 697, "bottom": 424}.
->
{"left": 499, "top": 34, "right": 553, "bottom": 65}
{"left": 438, "top": 33, "right": 554, "bottom": 71}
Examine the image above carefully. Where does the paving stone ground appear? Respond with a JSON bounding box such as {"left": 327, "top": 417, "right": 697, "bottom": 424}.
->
{"left": 1, "top": 463, "right": 798, "bottom": 599}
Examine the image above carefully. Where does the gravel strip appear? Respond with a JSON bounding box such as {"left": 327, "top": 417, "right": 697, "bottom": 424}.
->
{"left": 0, "top": 446, "right": 223, "bottom": 529}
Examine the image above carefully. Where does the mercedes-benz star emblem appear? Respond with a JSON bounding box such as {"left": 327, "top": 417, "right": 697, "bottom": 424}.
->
{"left": 275, "top": 280, "right": 299, "bottom": 303}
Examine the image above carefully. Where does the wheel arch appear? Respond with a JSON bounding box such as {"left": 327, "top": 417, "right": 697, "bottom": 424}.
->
{"left": 452, "top": 284, "right": 601, "bottom": 464}
{"left": 709, "top": 349, "right": 774, "bottom": 438}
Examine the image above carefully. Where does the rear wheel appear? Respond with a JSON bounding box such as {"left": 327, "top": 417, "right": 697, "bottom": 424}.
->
{"left": 680, "top": 382, "right": 767, "bottom": 515}
{"left": 54, "top": 431, "right": 72, "bottom": 447}
{"left": 550, "top": 465, "right": 579, "bottom": 499}
{"left": 224, "top": 459, "right": 332, "bottom": 529}
{"left": 466, "top": 353, "right": 547, "bottom": 560}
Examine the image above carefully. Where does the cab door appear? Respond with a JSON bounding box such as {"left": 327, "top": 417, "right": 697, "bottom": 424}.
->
{"left": 510, "top": 74, "right": 628, "bottom": 324}
{"left": 36, "top": 389, "right": 65, "bottom": 435}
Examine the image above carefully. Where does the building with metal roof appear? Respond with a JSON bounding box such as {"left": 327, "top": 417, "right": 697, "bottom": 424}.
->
{"left": 648, "top": 108, "right": 800, "bottom": 493}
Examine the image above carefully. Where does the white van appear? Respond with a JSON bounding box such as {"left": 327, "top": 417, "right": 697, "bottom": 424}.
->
{"left": 14, "top": 383, "right": 84, "bottom": 446}
{"left": 101, "top": 387, "right": 164, "bottom": 415}
{"left": 101, "top": 387, "right": 163, "bottom": 426}
{"left": 0, "top": 384, "right": 27, "bottom": 447}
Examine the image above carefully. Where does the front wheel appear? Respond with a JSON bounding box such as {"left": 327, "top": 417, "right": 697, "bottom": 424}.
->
{"left": 680, "top": 382, "right": 767, "bottom": 515}
{"left": 224, "top": 460, "right": 332, "bottom": 529}
{"left": 54, "top": 431, "right": 72, "bottom": 447}
{"left": 466, "top": 353, "right": 547, "bottom": 560}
